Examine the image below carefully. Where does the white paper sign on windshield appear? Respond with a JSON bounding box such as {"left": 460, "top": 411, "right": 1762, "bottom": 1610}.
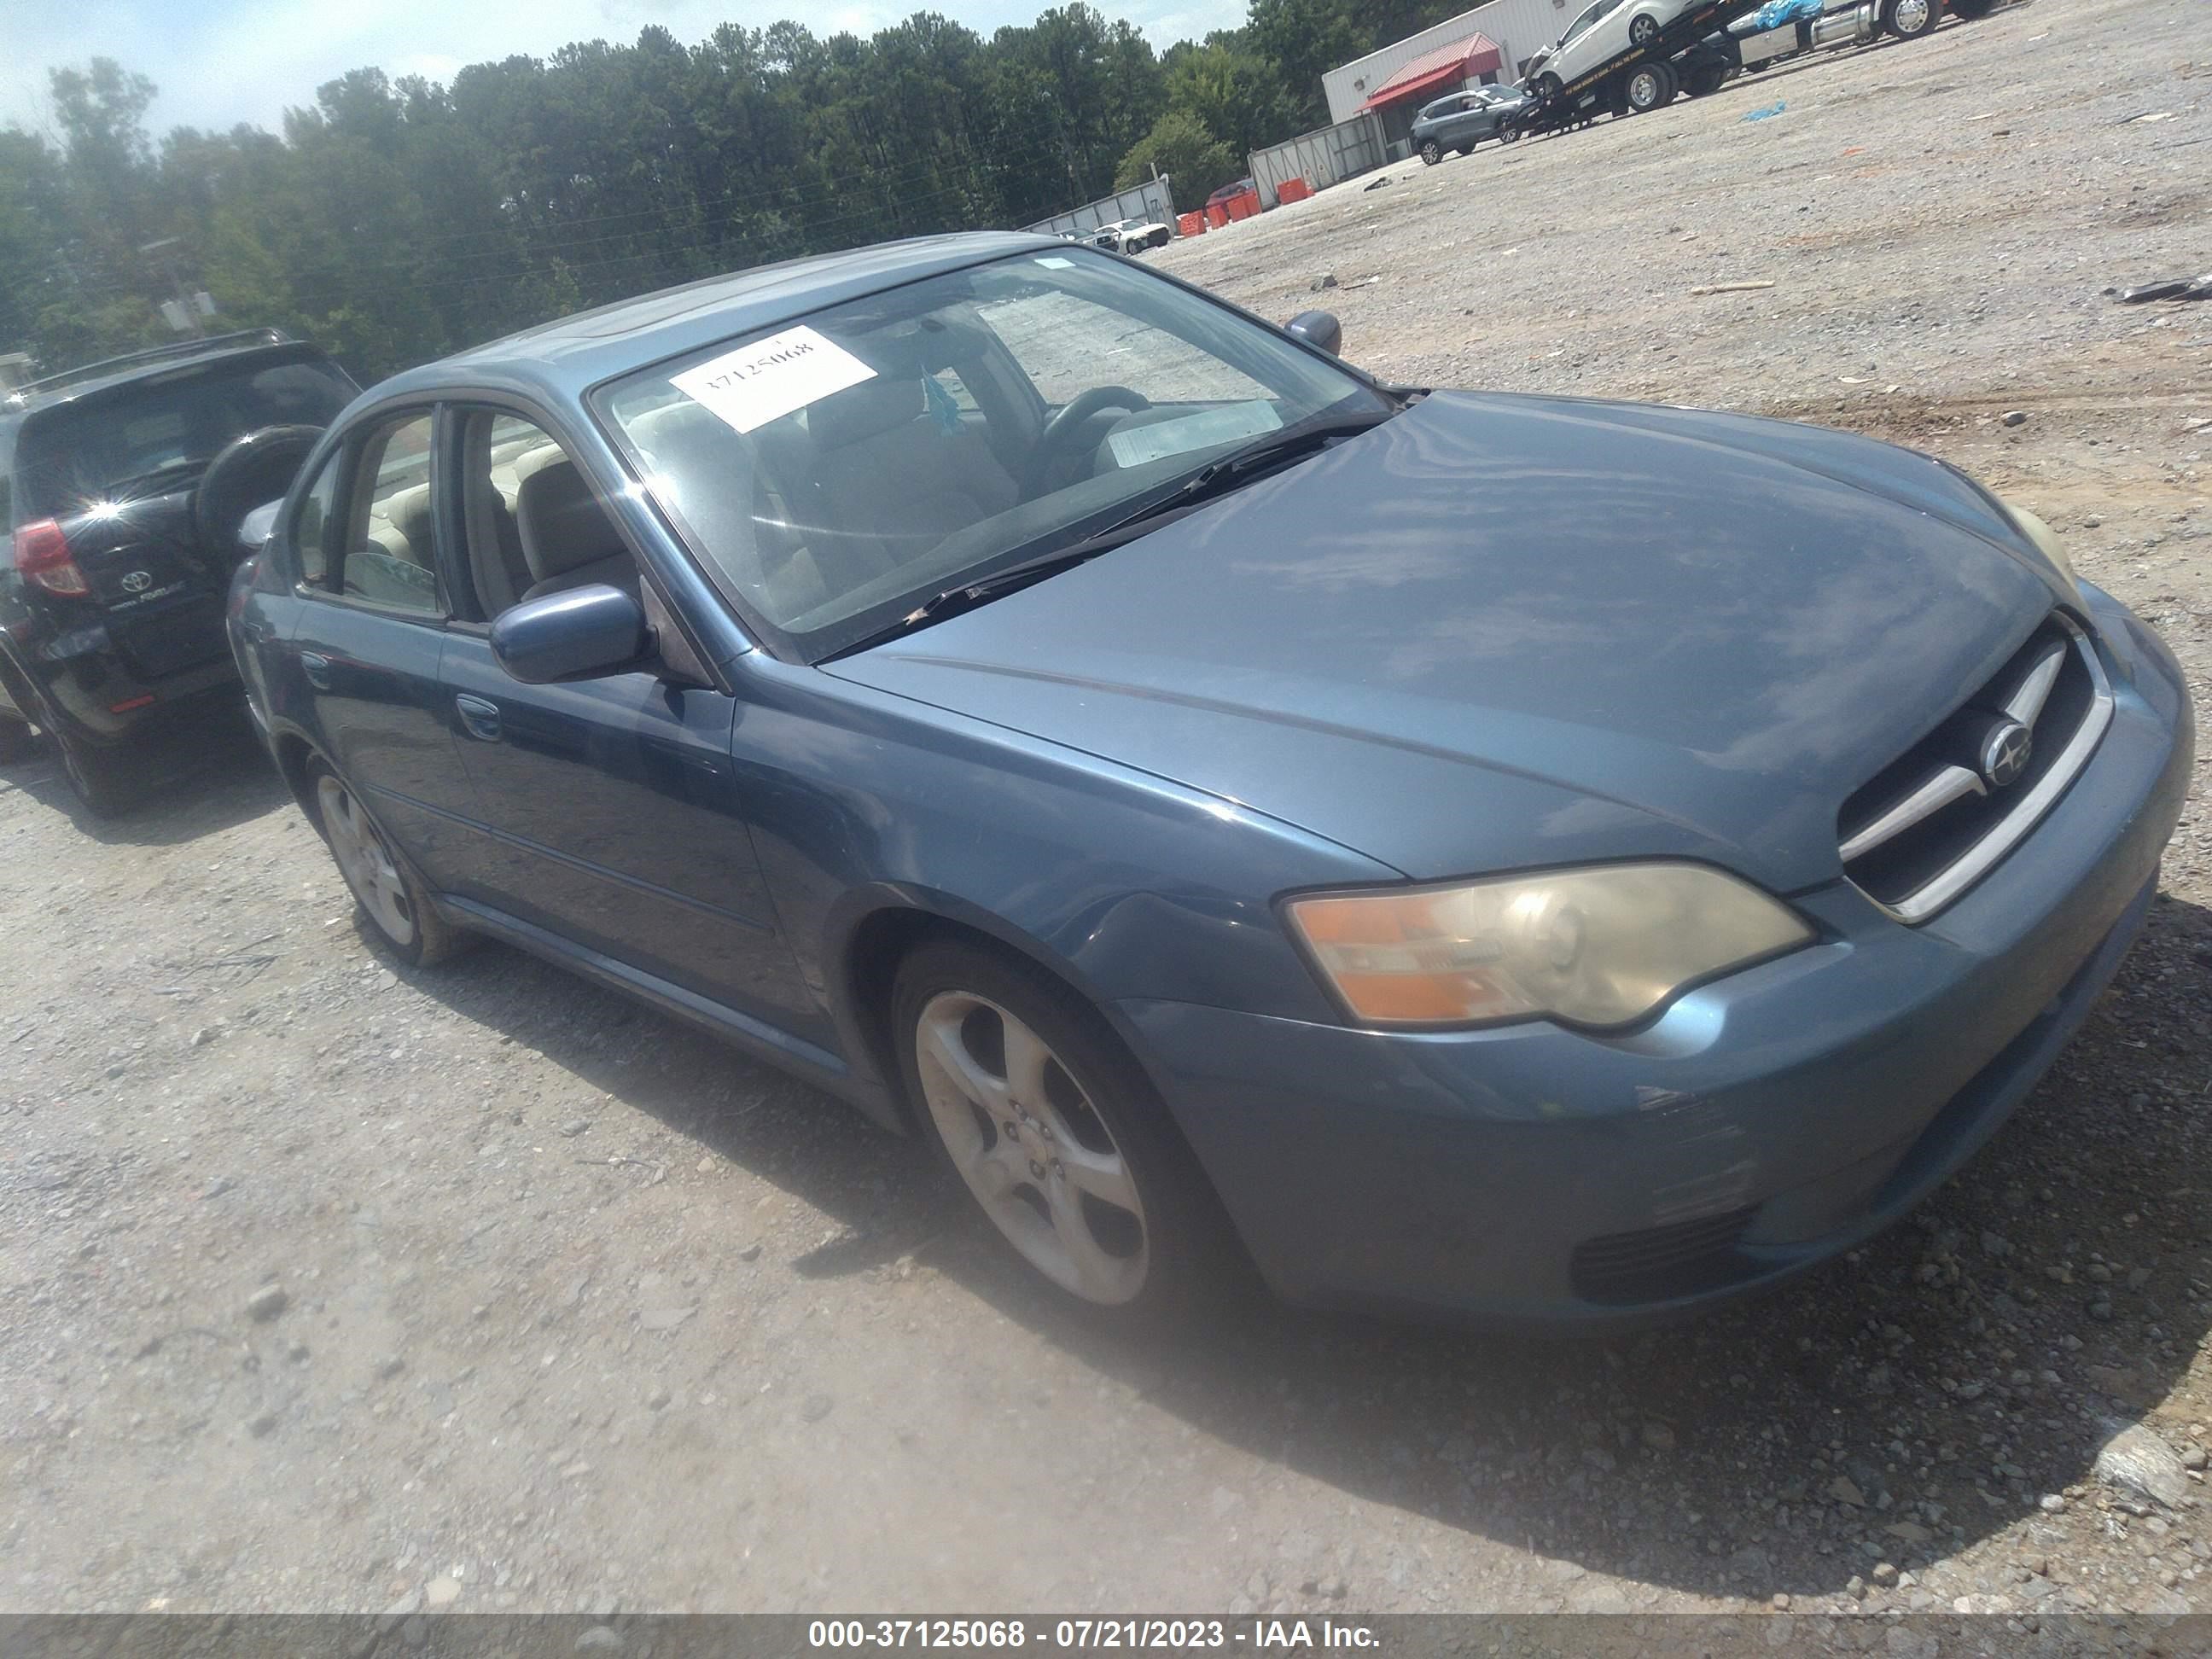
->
{"left": 671, "top": 325, "right": 876, "bottom": 434}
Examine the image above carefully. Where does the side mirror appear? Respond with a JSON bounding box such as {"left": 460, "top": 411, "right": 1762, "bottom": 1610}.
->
{"left": 1285, "top": 311, "right": 1342, "bottom": 356}
{"left": 491, "top": 584, "right": 649, "bottom": 684}
{"left": 238, "top": 499, "right": 283, "bottom": 554}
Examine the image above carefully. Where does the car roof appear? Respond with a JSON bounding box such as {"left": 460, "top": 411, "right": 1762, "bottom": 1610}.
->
{"left": 370, "top": 232, "right": 1062, "bottom": 408}
{"left": 5, "top": 339, "right": 329, "bottom": 421}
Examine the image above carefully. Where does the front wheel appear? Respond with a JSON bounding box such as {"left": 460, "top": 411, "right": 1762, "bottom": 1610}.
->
{"left": 1419, "top": 139, "right": 1444, "bottom": 165}
{"left": 1533, "top": 72, "right": 1563, "bottom": 101}
{"left": 1883, "top": 0, "right": 1937, "bottom": 37}
{"left": 894, "top": 940, "right": 1233, "bottom": 1318}
{"left": 1628, "top": 10, "right": 1662, "bottom": 44}
{"left": 311, "top": 757, "right": 461, "bottom": 967}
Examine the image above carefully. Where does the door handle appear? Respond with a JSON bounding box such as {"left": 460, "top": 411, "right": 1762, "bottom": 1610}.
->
{"left": 455, "top": 693, "right": 502, "bottom": 742}
{"left": 300, "top": 651, "right": 332, "bottom": 690}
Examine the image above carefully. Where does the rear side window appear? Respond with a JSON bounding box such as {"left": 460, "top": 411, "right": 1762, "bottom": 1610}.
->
{"left": 337, "top": 415, "right": 442, "bottom": 617}
{"left": 290, "top": 449, "right": 341, "bottom": 587}
{"left": 10, "top": 353, "right": 355, "bottom": 520}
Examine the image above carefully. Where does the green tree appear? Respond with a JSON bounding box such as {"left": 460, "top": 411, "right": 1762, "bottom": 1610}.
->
{"left": 1115, "top": 108, "right": 1239, "bottom": 203}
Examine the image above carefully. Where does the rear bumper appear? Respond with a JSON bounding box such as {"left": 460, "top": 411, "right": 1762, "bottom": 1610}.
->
{"left": 1121, "top": 587, "right": 2192, "bottom": 1327}
{"left": 22, "top": 634, "right": 239, "bottom": 745}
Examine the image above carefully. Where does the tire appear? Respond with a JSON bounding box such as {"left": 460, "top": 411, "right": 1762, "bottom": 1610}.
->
{"left": 49, "top": 723, "right": 140, "bottom": 817}
{"left": 1419, "top": 139, "right": 1443, "bottom": 165}
{"left": 1622, "top": 60, "right": 1676, "bottom": 113}
{"left": 1499, "top": 123, "right": 1522, "bottom": 144}
{"left": 1883, "top": 0, "right": 1937, "bottom": 38}
{"left": 192, "top": 424, "right": 323, "bottom": 569}
{"left": 1686, "top": 61, "right": 1730, "bottom": 96}
{"left": 1628, "top": 10, "right": 1663, "bottom": 45}
{"left": 0, "top": 656, "right": 138, "bottom": 813}
{"left": 1533, "top": 72, "right": 1563, "bottom": 102}
{"left": 892, "top": 938, "right": 1237, "bottom": 1321}
{"left": 308, "top": 755, "right": 462, "bottom": 968}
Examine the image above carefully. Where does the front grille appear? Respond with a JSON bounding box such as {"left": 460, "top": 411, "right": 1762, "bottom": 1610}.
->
{"left": 1570, "top": 1207, "right": 1755, "bottom": 1304}
{"left": 1837, "top": 614, "right": 2110, "bottom": 923}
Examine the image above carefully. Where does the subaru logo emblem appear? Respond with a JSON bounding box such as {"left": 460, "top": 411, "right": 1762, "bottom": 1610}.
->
{"left": 1980, "top": 719, "right": 2032, "bottom": 789}
{"left": 120, "top": 569, "right": 153, "bottom": 593}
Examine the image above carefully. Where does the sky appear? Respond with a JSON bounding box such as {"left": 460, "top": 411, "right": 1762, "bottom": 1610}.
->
{"left": 0, "top": 0, "right": 1248, "bottom": 143}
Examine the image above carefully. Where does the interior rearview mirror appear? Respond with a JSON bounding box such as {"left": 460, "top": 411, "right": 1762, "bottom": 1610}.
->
{"left": 1284, "top": 311, "right": 1342, "bottom": 356}
{"left": 491, "top": 584, "right": 649, "bottom": 684}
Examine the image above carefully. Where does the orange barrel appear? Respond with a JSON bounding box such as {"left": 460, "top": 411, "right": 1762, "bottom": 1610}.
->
{"left": 1225, "top": 189, "right": 1260, "bottom": 221}
{"left": 1205, "top": 203, "right": 1230, "bottom": 229}
{"left": 1177, "top": 212, "right": 1206, "bottom": 236}
{"left": 1277, "top": 178, "right": 1312, "bottom": 204}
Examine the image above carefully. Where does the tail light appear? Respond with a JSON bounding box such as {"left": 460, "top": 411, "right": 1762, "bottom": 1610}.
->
{"left": 14, "top": 519, "right": 90, "bottom": 597}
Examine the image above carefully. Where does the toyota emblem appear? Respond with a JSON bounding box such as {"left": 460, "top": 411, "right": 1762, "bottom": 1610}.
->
{"left": 120, "top": 569, "right": 153, "bottom": 593}
{"left": 1979, "top": 718, "right": 2032, "bottom": 789}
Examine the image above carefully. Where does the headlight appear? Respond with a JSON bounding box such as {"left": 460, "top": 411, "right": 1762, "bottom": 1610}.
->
{"left": 1284, "top": 863, "right": 1813, "bottom": 1030}
{"left": 2002, "top": 500, "right": 2080, "bottom": 594}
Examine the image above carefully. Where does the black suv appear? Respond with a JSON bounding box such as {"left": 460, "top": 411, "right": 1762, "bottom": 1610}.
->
{"left": 0, "top": 329, "right": 357, "bottom": 812}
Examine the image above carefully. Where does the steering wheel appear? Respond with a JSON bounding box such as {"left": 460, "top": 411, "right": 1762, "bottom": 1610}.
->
{"left": 1022, "top": 385, "right": 1150, "bottom": 498}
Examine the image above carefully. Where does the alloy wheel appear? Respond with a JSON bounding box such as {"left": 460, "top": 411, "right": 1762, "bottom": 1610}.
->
{"left": 913, "top": 990, "right": 1150, "bottom": 1304}
{"left": 1890, "top": 0, "right": 1932, "bottom": 29}
{"left": 1630, "top": 12, "right": 1660, "bottom": 43}
{"left": 318, "top": 774, "right": 417, "bottom": 947}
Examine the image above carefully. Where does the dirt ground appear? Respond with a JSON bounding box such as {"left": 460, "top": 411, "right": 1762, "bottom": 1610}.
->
{"left": 3, "top": 0, "right": 2210, "bottom": 1628}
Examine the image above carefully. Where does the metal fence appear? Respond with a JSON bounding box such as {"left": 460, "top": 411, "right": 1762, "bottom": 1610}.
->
{"left": 1248, "top": 114, "right": 1388, "bottom": 211}
{"left": 1022, "top": 177, "right": 1179, "bottom": 239}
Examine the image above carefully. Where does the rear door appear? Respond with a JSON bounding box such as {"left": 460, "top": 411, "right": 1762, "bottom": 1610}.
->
{"left": 273, "top": 407, "right": 482, "bottom": 889}
{"left": 11, "top": 352, "right": 355, "bottom": 684}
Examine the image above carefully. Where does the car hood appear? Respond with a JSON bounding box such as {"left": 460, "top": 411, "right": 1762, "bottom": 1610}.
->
{"left": 825, "top": 391, "right": 2065, "bottom": 890}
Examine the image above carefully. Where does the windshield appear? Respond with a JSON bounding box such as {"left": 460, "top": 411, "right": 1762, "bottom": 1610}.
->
{"left": 597, "top": 247, "right": 1389, "bottom": 659}
{"left": 11, "top": 352, "right": 355, "bottom": 524}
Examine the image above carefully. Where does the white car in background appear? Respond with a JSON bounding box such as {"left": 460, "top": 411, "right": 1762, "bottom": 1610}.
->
{"left": 1089, "top": 218, "right": 1172, "bottom": 254}
{"left": 1522, "top": 0, "right": 1698, "bottom": 97}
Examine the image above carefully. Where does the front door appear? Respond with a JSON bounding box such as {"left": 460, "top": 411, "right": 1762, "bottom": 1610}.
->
{"left": 433, "top": 406, "right": 812, "bottom": 1027}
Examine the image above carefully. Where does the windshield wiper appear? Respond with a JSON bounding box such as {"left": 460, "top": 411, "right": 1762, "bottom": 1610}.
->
{"left": 825, "top": 405, "right": 1400, "bottom": 661}
{"left": 1096, "top": 407, "right": 1400, "bottom": 538}
{"left": 826, "top": 512, "right": 1193, "bottom": 660}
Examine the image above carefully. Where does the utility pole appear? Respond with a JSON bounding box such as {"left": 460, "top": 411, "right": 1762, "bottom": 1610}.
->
{"left": 139, "top": 237, "right": 205, "bottom": 338}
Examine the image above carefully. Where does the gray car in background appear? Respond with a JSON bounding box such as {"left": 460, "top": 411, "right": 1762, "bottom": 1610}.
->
{"left": 1412, "top": 85, "right": 1528, "bottom": 164}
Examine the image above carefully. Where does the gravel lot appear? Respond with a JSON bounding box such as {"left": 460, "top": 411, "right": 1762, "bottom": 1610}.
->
{"left": 4, "top": 0, "right": 2209, "bottom": 1627}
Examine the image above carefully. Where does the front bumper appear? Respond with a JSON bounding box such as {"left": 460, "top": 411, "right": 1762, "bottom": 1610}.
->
{"left": 1121, "top": 587, "right": 2193, "bottom": 1326}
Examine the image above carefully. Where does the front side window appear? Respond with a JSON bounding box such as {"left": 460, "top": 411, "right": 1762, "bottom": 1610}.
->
{"left": 597, "top": 248, "right": 1388, "bottom": 659}
{"left": 451, "top": 409, "right": 637, "bottom": 619}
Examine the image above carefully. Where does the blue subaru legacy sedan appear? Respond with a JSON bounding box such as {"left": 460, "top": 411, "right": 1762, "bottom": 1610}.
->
{"left": 227, "top": 233, "right": 2192, "bottom": 1326}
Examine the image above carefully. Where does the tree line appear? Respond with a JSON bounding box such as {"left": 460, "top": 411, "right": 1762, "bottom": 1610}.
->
{"left": 0, "top": 0, "right": 1467, "bottom": 383}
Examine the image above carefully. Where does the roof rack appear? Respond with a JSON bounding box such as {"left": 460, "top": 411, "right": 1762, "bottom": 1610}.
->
{"left": 5, "top": 328, "right": 295, "bottom": 405}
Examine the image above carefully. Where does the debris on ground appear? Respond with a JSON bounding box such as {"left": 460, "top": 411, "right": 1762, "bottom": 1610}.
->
{"left": 1690, "top": 280, "right": 1777, "bottom": 295}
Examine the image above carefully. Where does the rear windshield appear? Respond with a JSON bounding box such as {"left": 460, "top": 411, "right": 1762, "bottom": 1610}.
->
{"left": 9, "top": 353, "right": 356, "bottom": 525}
